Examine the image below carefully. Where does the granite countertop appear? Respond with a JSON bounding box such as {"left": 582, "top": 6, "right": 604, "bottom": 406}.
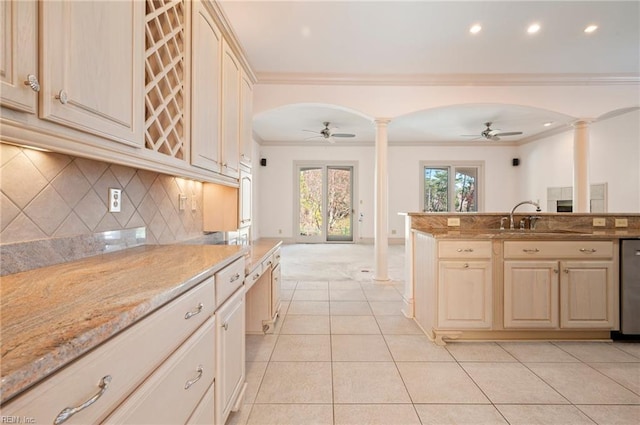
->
{"left": 0, "top": 244, "right": 245, "bottom": 404}
{"left": 414, "top": 228, "right": 640, "bottom": 240}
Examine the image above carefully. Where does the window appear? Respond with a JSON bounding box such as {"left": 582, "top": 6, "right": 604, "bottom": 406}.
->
{"left": 421, "top": 162, "right": 484, "bottom": 212}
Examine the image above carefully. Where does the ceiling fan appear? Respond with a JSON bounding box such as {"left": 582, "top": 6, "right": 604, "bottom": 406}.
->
{"left": 303, "top": 121, "right": 355, "bottom": 143}
{"left": 463, "top": 122, "right": 523, "bottom": 141}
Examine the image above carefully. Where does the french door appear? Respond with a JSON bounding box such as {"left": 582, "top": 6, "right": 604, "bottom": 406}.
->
{"left": 296, "top": 163, "right": 355, "bottom": 243}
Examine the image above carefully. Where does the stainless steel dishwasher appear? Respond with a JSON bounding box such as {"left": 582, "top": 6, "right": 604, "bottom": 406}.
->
{"left": 620, "top": 239, "right": 640, "bottom": 336}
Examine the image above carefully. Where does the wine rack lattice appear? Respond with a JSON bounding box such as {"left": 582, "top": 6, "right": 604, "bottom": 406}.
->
{"left": 144, "top": 0, "right": 185, "bottom": 159}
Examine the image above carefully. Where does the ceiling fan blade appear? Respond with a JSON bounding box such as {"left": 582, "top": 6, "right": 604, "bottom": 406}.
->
{"left": 494, "top": 131, "right": 523, "bottom": 137}
{"left": 302, "top": 129, "right": 320, "bottom": 134}
{"left": 331, "top": 133, "right": 355, "bottom": 138}
{"left": 304, "top": 135, "right": 323, "bottom": 140}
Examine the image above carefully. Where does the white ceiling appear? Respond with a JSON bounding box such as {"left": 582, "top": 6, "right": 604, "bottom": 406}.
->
{"left": 218, "top": 0, "right": 640, "bottom": 145}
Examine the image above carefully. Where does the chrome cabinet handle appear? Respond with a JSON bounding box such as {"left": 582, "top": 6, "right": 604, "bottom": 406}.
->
{"left": 184, "top": 303, "right": 203, "bottom": 320}
{"left": 523, "top": 248, "right": 540, "bottom": 253}
{"left": 24, "top": 74, "right": 40, "bottom": 92}
{"left": 230, "top": 273, "right": 241, "bottom": 283}
{"left": 456, "top": 248, "right": 474, "bottom": 252}
{"left": 554, "top": 269, "right": 559, "bottom": 274}
{"left": 54, "top": 375, "right": 111, "bottom": 424}
{"left": 276, "top": 254, "right": 281, "bottom": 260}
{"left": 55, "top": 90, "right": 68, "bottom": 104}
{"left": 266, "top": 260, "right": 272, "bottom": 266}
{"left": 184, "top": 366, "right": 204, "bottom": 390}
{"left": 579, "top": 248, "right": 597, "bottom": 253}
{"left": 253, "top": 273, "right": 260, "bottom": 279}
{"left": 222, "top": 322, "right": 229, "bottom": 331}
{"left": 564, "top": 269, "right": 569, "bottom": 273}
{"left": 463, "top": 263, "right": 469, "bottom": 268}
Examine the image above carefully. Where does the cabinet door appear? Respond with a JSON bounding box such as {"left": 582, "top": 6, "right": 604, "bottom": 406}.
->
{"left": 220, "top": 39, "right": 240, "bottom": 178}
{"left": 239, "top": 70, "right": 253, "bottom": 167}
{"left": 191, "top": 0, "right": 222, "bottom": 172}
{"left": 40, "top": 0, "right": 144, "bottom": 146}
{"left": 215, "top": 287, "right": 246, "bottom": 425}
{"left": 437, "top": 261, "right": 492, "bottom": 329}
{"left": 271, "top": 263, "right": 281, "bottom": 318}
{"left": 1, "top": 0, "right": 37, "bottom": 113}
{"left": 240, "top": 170, "right": 252, "bottom": 228}
{"left": 504, "top": 261, "right": 559, "bottom": 329}
{"left": 560, "top": 261, "right": 615, "bottom": 329}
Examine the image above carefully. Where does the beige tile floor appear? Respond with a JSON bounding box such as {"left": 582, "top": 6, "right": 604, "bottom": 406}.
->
{"left": 228, "top": 244, "right": 640, "bottom": 425}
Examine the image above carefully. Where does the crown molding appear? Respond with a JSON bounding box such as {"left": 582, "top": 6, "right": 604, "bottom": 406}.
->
{"left": 256, "top": 72, "right": 640, "bottom": 87}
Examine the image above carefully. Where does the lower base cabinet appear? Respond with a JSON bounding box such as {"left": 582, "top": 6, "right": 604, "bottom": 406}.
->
{"left": 105, "top": 316, "right": 216, "bottom": 424}
{"left": 215, "top": 287, "right": 246, "bottom": 425}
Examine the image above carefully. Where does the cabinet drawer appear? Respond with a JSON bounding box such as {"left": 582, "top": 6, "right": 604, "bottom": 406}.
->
{"left": 245, "top": 264, "right": 263, "bottom": 291}
{"left": 504, "top": 241, "right": 614, "bottom": 259}
{"left": 438, "top": 240, "right": 492, "bottom": 259}
{"left": 1, "top": 278, "right": 215, "bottom": 424}
{"left": 105, "top": 316, "right": 216, "bottom": 424}
{"left": 272, "top": 249, "right": 282, "bottom": 267}
{"left": 261, "top": 254, "right": 274, "bottom": 271}
{"left": 186, "top": 382, "right": 215, "bottom": 425}
{"left": 215, "top": 258, "right": 245, "bottom": 307}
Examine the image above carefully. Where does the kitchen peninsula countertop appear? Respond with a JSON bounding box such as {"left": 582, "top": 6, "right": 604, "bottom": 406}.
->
{"left": 0, "top": 244, "right": 245, "bottom": 404}
{"left": 244, "top": 238, "right": 283, "bottom": 273}
{"left": 416, "top": 228, "right": 640, "bottom": 240}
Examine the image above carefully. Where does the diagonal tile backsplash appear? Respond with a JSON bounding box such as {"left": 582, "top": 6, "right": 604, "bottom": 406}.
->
{"left": 0, "top": 143, "right": 204, "bottom": 246}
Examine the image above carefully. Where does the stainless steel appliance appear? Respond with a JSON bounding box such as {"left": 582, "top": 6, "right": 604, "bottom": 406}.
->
{"left": 620, "top": 239, "right": 640, "bottom": 336}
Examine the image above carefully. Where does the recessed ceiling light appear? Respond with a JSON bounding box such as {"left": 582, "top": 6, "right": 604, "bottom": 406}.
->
{"left": 543, "top": 122, "right": 553, "bottom": 127}
{"left": 527, "top": 23, "right": 541, "bottom": 34}
{"left": 469, "top": 24, "right": 482, "bottom": 34}
{"left": 584, "top": 25, "right": 598, "bottom": 33}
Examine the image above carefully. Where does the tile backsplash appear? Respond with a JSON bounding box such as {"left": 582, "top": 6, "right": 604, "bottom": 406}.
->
{"left": 0, "top": 143, "right": 204, "bottom": 246}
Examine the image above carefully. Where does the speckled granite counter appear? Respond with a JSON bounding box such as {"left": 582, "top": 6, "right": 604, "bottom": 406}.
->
{"left": 417, "top": 228, "right": 640, "bottom": 240}
{"left": 0, "top": 244, "right": 244, "bottom": 404}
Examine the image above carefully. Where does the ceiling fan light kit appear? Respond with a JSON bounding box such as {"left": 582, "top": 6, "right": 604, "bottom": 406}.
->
{"left": 462, "top": 121, "right": 524, "bottom": 141}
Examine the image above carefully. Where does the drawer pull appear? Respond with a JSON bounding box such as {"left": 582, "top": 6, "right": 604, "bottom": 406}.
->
{"left": 54, "top": 375, "right": 111, "bottom": 424}
{"left": 267, "top": 260, "right": 272, "bottom": 266}
{"left": 222, "top": 322, "right": 229, "bottom": 331}
{"left": 564, "top": 269, "right": 569, "bottom": 273}
{"left": 463, "top": 263, "right": 469, "bottom": 268}
{"left": 24, "top": 74, "right": 40, "bottom": 92}
{"left": 554, "top": 269, "right": 559, "bottom": 274}
{"left": 230, "top": 273, "right": 241, "bottom": 283}
{"left": 253, "top": 273, "right": 260, "bottom": 279}
{"left": 522, "top": 248, "right": 540, "bottom": 254}
{"left": 184, "top": 303, "right": 204, "bottom": 320}
{"left": 276, "top": 254, "right": 281, "bottom": 259}
{"left": 579, "top": 248, "right": 597, "bottom": 253}
{"left": 456, "top": 248, "right": 474, "bottom": 253}
{"left": 184, "top": 366, "right": 204, "bottom": 390}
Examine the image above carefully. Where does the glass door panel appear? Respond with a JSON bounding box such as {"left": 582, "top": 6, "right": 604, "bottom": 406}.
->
{"left": 298, "top": 167, "right": 323, "bottom": 241}
{"left": 327, "top": 166, "right": 353, "bottom": 241}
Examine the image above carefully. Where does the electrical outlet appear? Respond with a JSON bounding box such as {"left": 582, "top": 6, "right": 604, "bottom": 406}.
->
{"left": 178, "top": 194, "right": 187, "bottom": 211}
{"left": 592, "top": 218, "right": 606, "bottom": 227}
{"left": 108, "top": 188, "right": 121, "bottom": 213}
{"left": 447, "top": 217, "right": 460, "bottom": 227}
{"left": 391, "top": 229, "right": 397, "bottom": 235}
{"left": 615, "top": 218, "right": 628, "bottom": 228}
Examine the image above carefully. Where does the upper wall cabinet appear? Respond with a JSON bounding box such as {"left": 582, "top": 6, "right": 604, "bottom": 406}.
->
{"left": 191, "top": 1, "right": 222, "bottom": 172}
{"left": 1, "top": 0, "right": 38, "bottom": 114}
{"left": 239, "top": 69, "right": 253, "bottom": 168}
{"left": 221, "top": 39, "right": 240, "bottom": 179}
{"left": 40, "top": 0, "right": 144, "bottom": 147}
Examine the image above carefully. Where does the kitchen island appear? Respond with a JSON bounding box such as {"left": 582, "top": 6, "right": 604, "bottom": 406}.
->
{"left": 402, "top": 212, "right": 640, "bottom": 345}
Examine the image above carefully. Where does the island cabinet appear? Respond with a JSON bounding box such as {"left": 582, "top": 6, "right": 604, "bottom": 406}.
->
{"left": 246, "top": 246, "right": 282, "bottom": 334}
{"left": 503, "top": 240, "right": 617, "bottom": 330}
{"left": 413, "top": 234, "right": 493, "bottom": 345}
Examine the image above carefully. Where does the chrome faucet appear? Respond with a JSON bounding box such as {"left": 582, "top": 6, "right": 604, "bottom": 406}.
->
{"left": 510, "top": 200, "right": 541, "bottom": 230}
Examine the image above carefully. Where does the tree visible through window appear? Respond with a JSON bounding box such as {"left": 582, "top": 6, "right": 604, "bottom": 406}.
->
{"left": 423, "top": 164, "right": 481, "bottom": 212}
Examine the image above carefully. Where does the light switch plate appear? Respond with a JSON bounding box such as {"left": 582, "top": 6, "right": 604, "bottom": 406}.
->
{"left": 592, "top": 218, "right": 606, "bottom": 227}
{"left": 108, "top": 188, "right": 121, "bottom": 213}
{"left": 615, "top": 218, "right": 628, "bottom": 227}
{"left": 447, "top": 217, "right": 461, "bottom": 227}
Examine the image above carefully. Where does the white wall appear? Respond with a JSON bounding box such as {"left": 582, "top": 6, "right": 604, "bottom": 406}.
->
{"left": 257, "top": 143, "right": 519, "bottom": 240}
{"left": 517, "top": 109, "right": 640, "bottom": 212}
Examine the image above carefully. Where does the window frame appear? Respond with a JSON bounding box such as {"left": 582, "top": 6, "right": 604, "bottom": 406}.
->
{"left": 419, "top": 160, "right": 485, "bottom": 213}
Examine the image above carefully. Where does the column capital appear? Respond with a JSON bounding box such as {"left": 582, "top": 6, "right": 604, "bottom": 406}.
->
{"left": 374, "top": 118, "right": 392, "bottom": 126}
{"left": 572, "top": 118, "right": 596, "bottom": 128}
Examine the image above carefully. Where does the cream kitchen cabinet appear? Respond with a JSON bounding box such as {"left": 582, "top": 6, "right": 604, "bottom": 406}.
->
{"left": 1, "top": 276, "right": 216, "bottom": 424}
{"left": 40, "top": 0, "right": 144, "bottom": 147}
{"left": 215, "top": 286, "right": 246, "bottom": 425}
{"left": 220, "top": 39, "right": 241, "bottom": 179}
{"left": 239, "top": 70, "right": 253, "bottom": 168}
{"left": 437, "top": 240, "right": 493, "bottom": 330}
{"left": 246, "top": 249, "right": 282, "bottom": 334}
{"left": 239, "top": 170, "right": 252, "bottom": 228}
{"left": 1, "top": 0, "right": 38, "bottom": 114}
{"left": 191, "top": 0, "right": 223, "bottom": 172}
{"left": 503, "top": 240, "right": 617, "bottom": 331}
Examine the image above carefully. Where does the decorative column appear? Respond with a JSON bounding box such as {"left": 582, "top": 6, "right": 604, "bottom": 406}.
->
{"left": 374, "top": 118, "right": 391, "bottom": 282}
{"left": 573, "top": 120, "right": 591, "bottom": 213}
